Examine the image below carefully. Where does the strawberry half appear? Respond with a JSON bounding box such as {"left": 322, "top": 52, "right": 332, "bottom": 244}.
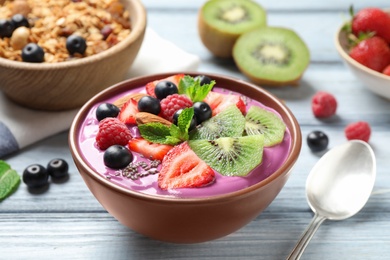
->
{"left": 204, "top": 91, "right": 246, "bottom": 116}
{"left": 145, "top": 74, "right": 185, "bottom": 97}
{"left": 118, "top": 98, "right": 138, "bottom": 124}
{"left": 128, "top": 137, "right": 173, "bottom": 161}
{"left": 158, "top": 142, "right": 215, "bottom": 190}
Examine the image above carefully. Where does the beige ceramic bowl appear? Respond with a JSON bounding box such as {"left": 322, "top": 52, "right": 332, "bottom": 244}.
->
{"left": 0, "top": 0, "right": 146, "bottom": 111}
{"left": 69, "top": 72, "right": 302, "bottom": 243}
{"left": 335, "top": 18, "right": 390, "bottom": 100}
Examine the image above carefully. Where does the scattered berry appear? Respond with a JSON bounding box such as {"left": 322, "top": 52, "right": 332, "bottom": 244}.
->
{"left": 349, "top": 36, "right": 390, "bottom": 72}
{"left": 22, "top": 164, "right": 49, "bottom": 188}
{"left": 173, "top": 109, "right": 197, "bottom": 131}
{"left": 154, "top": 81, "right": 179, "bottom": 100}
{"left": 145, "top": 74, "right": 185, "bottom": 97}
{"left": 128, "top": 138, "right": 173, "bottom": 161}
{"left": 193, "top": 101, "right": 212, "bottom": 123}
{"left": 194, "top": 75, "right": 212, "bottom": 85}
{"left": 160, "top": 94, "right": 193, "bottom": 121}
{"left": 96, "top": 118, "right": 132, "bottom": 150}
{"left": 345, "top": 121, "right": 371, "bottom": 142}
{"left": 104, "top": 145, "right": 133, "bottom": 169}
{"left": 66, "top": 34, "right": 87, "bottom": 55}
{"left": 96, "top": 103, "right": 120, "bottom": 121}
{"left": 11, "top": 14, "right": 29, "bottom": 28}
{"left": 137, "top": 96, "right": 161, "bottom": 115}
{"left": 47, "top": 158, "right": 69, "bottom": 180}
{"left": 307, "top": 130, "right": 329, "bottom": 152}
{"left": 21, "top": 43, "right": 44, "bottom": 63}
{"left": 311, "top": 91, "right": 337, "bottom": 118}
{"left": 352, "top": 8, "right": 390, "bottom": 44}
{"left": 118, "top": 98, "right": 139, "bottom": 124}
{"left": 382, "top": 65, "right": 390, "bottom": 76}
{"left": 204, "top": 91, "right": 246, "bottom": 116}
{"left": 0, "top": 19, "right": 15, "bottom": 38}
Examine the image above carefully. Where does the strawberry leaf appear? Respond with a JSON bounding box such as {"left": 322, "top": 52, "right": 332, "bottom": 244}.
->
{"left": 178, "top": 75, "right": 215, "bottom": 102}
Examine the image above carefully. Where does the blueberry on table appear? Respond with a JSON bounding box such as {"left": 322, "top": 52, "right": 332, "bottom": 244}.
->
{"left": 154, "top": 81, "right": 178, "bottom": 100}
{"left": 22, "top": 164, "right": 49, "bottom": 188}
{"left": 307, "top": 130, "right": 329, "bottom": 152}
{"left": 0, "top": 19, "right": 15, "bottom": 38}
{"left": 193, "top": 101, "right": 212, "bottom": 124}
{"left": 21, "top": 43, "right": 45, "bottom": 63}
{"left": 96, "top": 103, "right": 120, "bottom": 121}
{"left": 104, "top": 145, "right": 133, "bottom": 169}
{"left": 137, "top": 96, "right": 161, "bottom": 115}
{"left": 173, "top": 109, "right": 197, "bottom": 131}
{"left": 66, "top": 35, "right": 87, "bottom": 55}
{"left": 194, "top": 75, "right": 212, "bottom": 85}
{"left": 11, "top": 14, "right": 29, "bottom": 28}
{"left": 47, "top": 159, "right": 69, "bottom": 180}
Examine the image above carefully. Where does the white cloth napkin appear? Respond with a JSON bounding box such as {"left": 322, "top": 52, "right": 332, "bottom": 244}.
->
{"left": 0, "top": 28, "right": 200, "bottom": 158}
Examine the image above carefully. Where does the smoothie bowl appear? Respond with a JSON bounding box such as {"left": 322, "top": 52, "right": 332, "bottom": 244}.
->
{"left": 69, "top": 72, "right": 302, "bottom": 243}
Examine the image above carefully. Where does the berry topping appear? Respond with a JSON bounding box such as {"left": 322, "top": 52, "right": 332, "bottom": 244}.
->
{"left": 145, "top": 74, "right": 185, "bottom": 97}
{"left": 96, "top": 103, "right": 120, "bottom": 121}
{"left": 307, "top": 130, "right": 329, "bottom": 152}
{"left": 352, "top": 8, "right": 390, "bottom": 44}
{"left": 173, "top": 109, "right": 197, "bottom": 131}
{"left": 160, "top": 94, "right": 193, "bottom": 121}
{"left": 96, "top": 118, "right": 132, "bottom": 150}
{"left": 204, "top": 91, "right": 246, "bottom": 116}
{"left": 103, "top": 145, "right": 133, "bottom": 169}
{"left": 157, "top": 142, "right": 215, "bottom": 190}
{"left": 128, "top": 138, "right": 173, "bottom": 161}
{"left": 311, "top": 91, "right": 337, "bottom": 118}
{"left": 11, "top": 14, "right": 29, "bottom": 28}
{"left": 118, "top": 98, "right": 139, "bottom": 124}
{"left": 0, "top": 19, "right": 15, "bottom": 38}
{"left": 137, "top": 96, "right": 161, "bottom": 115}
{"left": 154, "top": 81, "right": 179, "bottom": 100}
{"left": 345, "top": 121, "right": 371, "bottom": 142}
{"left": 21, "top": 43, "right": 44, "bottom": 63}
{"left": 194, "top": 75, "right": 212, "bottom": 85}
{"left": 193, "top": 101, "right": 212, "bottom": 124}
{"left": 66, "top": 34, "right": 87, "bottom": 55}
{"left": 22, "top": 164, "right": 49, "bottom": 188}
{"left": 47, "top": 158, "right": 69, "bottom": 180}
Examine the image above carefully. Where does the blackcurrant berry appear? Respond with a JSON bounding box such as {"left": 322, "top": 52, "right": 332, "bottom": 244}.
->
{"left": 0, "top": 19, "right": 15, "bottom": 38}
{"left": 21, "top": 43, "right": 44, "bottom": 63}
{"left": 137, "top": 96, "right": 161, "bottom": 115}
{"left": 96, "top": 103, "right": 120, "bottom": 121}
{"left": 47, "top": 159, "right": 69, "bottom": 180}
{"left": 307, "top": 130, "right": 329, "bottom": 152}
{"left": 194, "top": 75, "right": 212, "bottom": 85}
{"left": 193, "top": 101, "right": 212, "bottom": 124}
{"left": 154, "top": 81, "right": 178, "bottom": 100}
{"left": 173, "top": 109, "right": 197, "bottom": 131}
{"left": 11, "top": 14, "right": 29, "bottom": 28}
{"left": 66, "top": 35, "right": 87, "bottom": 55}
{"left": 22, "top": 164, "right": 49, "bottom": 188}
{"left": 104, "top": 145, "right": 133, "bottom": 169}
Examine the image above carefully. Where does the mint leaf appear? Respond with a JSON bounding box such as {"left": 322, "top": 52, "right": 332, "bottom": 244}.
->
{"left": 178, "top": 75, "right": 215, "bottom": 102}
{"left": 177, "top": 108, "right": 194, "bottom": 134}
{"left": 138, "top": 123, "right": 182, "bottom": 145}
{"left": 0, "top": 160, "right": 20, "bottom": 201}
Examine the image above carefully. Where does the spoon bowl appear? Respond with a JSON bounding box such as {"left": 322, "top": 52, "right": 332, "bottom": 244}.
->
{"left": 287, "top": 140, "right": 376, "bottom": 259}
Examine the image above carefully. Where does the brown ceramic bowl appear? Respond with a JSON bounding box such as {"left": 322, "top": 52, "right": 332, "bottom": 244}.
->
{"left": 0, "top": 0, "right": 146, "bottom": 111}
{"left": 69, "top": 72, "right": 302, "bottom": 243}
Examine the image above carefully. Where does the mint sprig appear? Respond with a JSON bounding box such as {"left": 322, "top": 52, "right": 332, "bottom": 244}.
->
{"left": 178, "top": 75, "right": 215, "bottom": 102}
{"left": 138, "top": 108, "right": 195, "bottom": 145}
{"left": 0, "top": 160, "right": 20, "bottom": 201}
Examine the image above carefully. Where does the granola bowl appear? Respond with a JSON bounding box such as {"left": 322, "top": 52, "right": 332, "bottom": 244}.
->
{"left": 0, "top": 0, "right": 146, "bottom": 110}
{"left": 69, "top": 72, "right": 302, "bottom": 243}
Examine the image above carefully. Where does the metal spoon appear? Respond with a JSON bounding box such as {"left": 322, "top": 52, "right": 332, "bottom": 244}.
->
{"left": 286, "top": 140, "right": 376, "bottom": 260}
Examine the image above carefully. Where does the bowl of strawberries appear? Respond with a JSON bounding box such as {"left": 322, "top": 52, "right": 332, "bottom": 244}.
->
{"left": 335, "top": 7, "right": 390, "bottom": 99}
{"left": 69, "top": 72, "right": 301, "bottom": 243}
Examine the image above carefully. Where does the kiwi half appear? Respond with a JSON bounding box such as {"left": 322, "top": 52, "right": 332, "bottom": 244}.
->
{"left": 244, "top": 106, "right": 286, "bottom": 147}
{"left": 233, "top": 26, "right": 310, "bottom": 86}
{"left": 198, "top": 0, "right": 267, "bottom": 58}
{"left": 189, "top": 135, "right": 264, "bottom": 176}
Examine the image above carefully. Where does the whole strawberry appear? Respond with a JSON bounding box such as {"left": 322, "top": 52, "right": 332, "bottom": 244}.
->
{"left": 352, "top": 7, "right": 390, "bottom": 43}
{"left": 349, "top": 36, "right": 390, "bottom": 72}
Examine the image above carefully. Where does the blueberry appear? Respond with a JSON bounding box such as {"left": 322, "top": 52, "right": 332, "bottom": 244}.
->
{"left": 22, "top": 164, "right": 49, "bottom": 188}
{"left": 194, "top": 75, "right": 212, "bottom": 85}
{"left": 154, "top": 81, "right": 178, "bottom": 100}
{"left": 307, "top": 130, "right": 329, "bottom": 152}
{"left": 0, "top": 19, "right": 15, "bottom": 38}
{"left": 173, "top": 109, "right": 197, "bottom": 131}
{"left": 47, "top": 159, "right": 69, "bottom": 180}
{"left": 137, "top": 96, "right": 161, "bottom": 115}
{"left": 96, "top": 103, "right": 120, "bottom": 121}
{"left": 21, "top": 43, "right": 45, "bottom": 63}
{"left": 193, "top": 101, "right": 212, "bottom": 124}
{"left": 104, "top": 145, "right": 133, "bottom": 169}
{"left": 11, "top": 14, "right": 29, "bottom": 28}
{"left": 66, "top": 35, "right": 87, "bottom": 55}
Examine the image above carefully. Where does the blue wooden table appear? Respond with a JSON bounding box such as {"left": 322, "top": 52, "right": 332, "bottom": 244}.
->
{"left": 2, "top": 0, "right": 390, "bottom": 259}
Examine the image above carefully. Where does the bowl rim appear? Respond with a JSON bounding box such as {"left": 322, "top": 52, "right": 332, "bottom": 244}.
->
{"left": 0, "top": 0, "right": 146, "bottom": 70}
{"left": 69, "top": 72, "right": 302, "bottom": 204}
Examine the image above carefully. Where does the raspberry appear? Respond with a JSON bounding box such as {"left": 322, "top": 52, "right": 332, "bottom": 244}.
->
{"left": 160, "top": 94, "right": 193, "bottom": 121}
{"left": 96, "top": 118, "right": 132, "bottom": 150}
{"left": 345, "top": 121, "right": 371, "bottom": 142}
{"left": 311, "top": 91, "right": 337, "bottom": 118}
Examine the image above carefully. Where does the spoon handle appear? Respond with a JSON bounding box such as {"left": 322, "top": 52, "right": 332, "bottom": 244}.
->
{"left": 286, "top": 213, "right": 326, "bottom": 260}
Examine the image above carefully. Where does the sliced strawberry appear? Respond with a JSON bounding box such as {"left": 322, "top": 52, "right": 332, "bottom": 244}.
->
{"left": 158, "top": 142, "right": 215, "bottom": 190}
{"left": 204, "top": 91, "right": 246, "bottom": 116}
{"left": 128, "top": 138, "right": 173, "bottom": 161}
{"left": 145, "top": 74, "right": 185, "bottom": 97}
{"left": 118, "top": 98, "right": 138, "bottom": 124}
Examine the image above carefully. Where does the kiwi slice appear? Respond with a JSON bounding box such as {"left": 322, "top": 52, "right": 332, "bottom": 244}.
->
{"left": 198, "top": 0, "right": 267, "bottom": 58}
{"left": 190, "top": 105, "right": 245, "bottom": 140}
{"left": 189, "top": 135, "right": 264, "bottom": 177}
{"left": 233, "top": 26, "right": 310, "bottom": 86}
{"left": 244, "top": 106, "right": 286, "bottom": 147}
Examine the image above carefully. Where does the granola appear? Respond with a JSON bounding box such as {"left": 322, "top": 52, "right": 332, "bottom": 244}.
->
{"left": 0, "top": 0, "right": 131, "bottom": 62}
